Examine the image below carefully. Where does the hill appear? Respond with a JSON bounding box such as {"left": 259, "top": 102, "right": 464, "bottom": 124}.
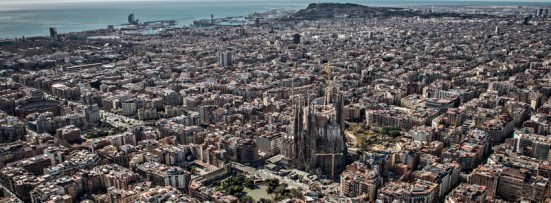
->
{"left": 291, "top": 3, "right": 493, "bottom": 20}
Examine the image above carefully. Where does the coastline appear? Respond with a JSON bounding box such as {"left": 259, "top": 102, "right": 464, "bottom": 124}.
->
{"left": 1, "top": 0, "right": 551, "bottom": 39}
{"left": 0, "top": 0, "right": 308, "bottom": 39}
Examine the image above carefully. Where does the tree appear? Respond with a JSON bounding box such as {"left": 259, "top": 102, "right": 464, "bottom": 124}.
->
{"left": 244, "top": 179, "right": 255, "bottom": 189}
{"left": 381, "top": 127, "right": 401, "bottom": 137}
{"left": 274, "top": 185, "right": 287, "bottom": 200}
{"left": 258, "top": 198, "right": 271, "bottom": 203}
{"left": 265, "top": 179, "right": 280, "bottom": 188}
{"left": 226, "top": 185, "right": 244, "bottom": 197}
{"left": 290, "top": 188, "right": 303, "bottom": 199}
{"left": 266, "top": 184, "right": 275, "bottom": 201}
{"left": 388, "top": 129, "right": 401, "bottom": 137}
{"left": 266, "top": 180, "right": 289, "bottom": 201}
{"left": 242, "top": 195, "right": 254, "bottom": 203}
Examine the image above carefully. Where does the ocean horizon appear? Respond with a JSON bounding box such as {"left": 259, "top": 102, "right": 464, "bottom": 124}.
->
{"left": 1, "top": 0, "right": 551, "bottom": 39}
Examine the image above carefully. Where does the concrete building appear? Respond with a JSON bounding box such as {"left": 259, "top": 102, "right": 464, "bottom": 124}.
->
{"left": 219, "top": 51, "right": 232, "bottom": 68}
{"left": 377, "top": 180, "right": 438, "bottom": 203}
{"left": 340, "top": 161, "right": 382, "bottom": 202}
{"left": 496, "top": 167, "right": 550, "bottom": 202}
{"left": 408, "top": 125, "right": 437, "bottom": 143}
{"left": 8, "top": 154, "right": 52, "bottom": 175}
{"left": 414, "top": 162, "right": 461, "bottom": 198}
{"left": 137, "top": 186, "right": 191, "bottom": 202}
{"left": 56, "top": 125, "right": 82, "bottom": 143}
{"left": 49, "top": 27, "right": 57, "bottom": 40}
{"left": 43, "top": 147, "right": 65, "bottom": 165}
{"left": 227, "top": 138, "right": 258, "bottom": 164}
{"left": 44, "top": 150, "right": 101, "bottom": 177}
{"left": 32, "top": 176, "right": 83, "bottom": 203}
{"left": 51, "top": 84, "right": 80, "bottom": 100}
{"left": 0, "top": 167, "right": 42, "bottom": 202}
{"left": 514, "top": 129, "right": 551, "bottom": 161}
{"left": 93, "top": 164, "right": 140, "bottom": 190}
{"left": 135, "top": 162, "right": 191, "bottom": 190}
{"left": 445, "top": 183, "right": 487, "bottom": 203}
{"left": 255, "top": 133, "right": 283, "bottom": 156}
{"left": 122, "top": 99, "right": 137, "bottom": 116}
{"left": 138, "top": 108, "right": 158, "bottom": 120}
{"left": 0, "top": 114, "right": 26, "bottom": 143}
{"left": 367, "top": 109, "right": 412, "bottom": 130}
{"left": 84, "top": 104, "right": 101, "bottom": 125}
{"left": 468, "top": 165, "right": 501, "bottom": 198}
{"left": 31, "top": 184, "right": 72, "bottom": 203}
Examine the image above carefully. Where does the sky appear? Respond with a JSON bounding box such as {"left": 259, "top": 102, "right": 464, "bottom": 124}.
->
{"left": 1, "top": 0, "right": 270, "bottom": 3}
{"left": 0, "top": 0, "right": 162, "bottom": 3}
{"left": 2, "top": 0, "right": 551, "bottom": 3}
{"left": 0, "top": 0, "right": 206, "bottom": 4}
{"left": 1, "top": 0, "right": 550, "bottom": 8}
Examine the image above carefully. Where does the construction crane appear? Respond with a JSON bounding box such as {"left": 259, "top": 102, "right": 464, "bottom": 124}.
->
{"left": 291, "top": 62, "right": 307, "bottom": 112}
{"left": 292, "top": 62, "right": 296, "bottom": 115}
{"left": 315, "top": 152, "right": 343, "bottom": 180}
{"left": 325, "top": 61, "right": 331, "bottom": 110}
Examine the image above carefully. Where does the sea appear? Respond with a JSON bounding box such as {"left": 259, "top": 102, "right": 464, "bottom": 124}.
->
{"left": 1, "top": 0, "right": 551, "bottom": 39}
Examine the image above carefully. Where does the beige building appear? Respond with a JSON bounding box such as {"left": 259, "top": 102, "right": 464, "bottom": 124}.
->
{"left": 340, "top": 161, "right": 382, "bottom": 202}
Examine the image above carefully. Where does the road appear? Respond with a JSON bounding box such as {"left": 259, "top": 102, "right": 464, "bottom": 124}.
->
{"left": 0, "top": 184, "right": 23, "bottom": 202}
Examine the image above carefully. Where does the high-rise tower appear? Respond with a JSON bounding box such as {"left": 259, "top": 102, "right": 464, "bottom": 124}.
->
{"left": 49, "top": 27, "right": 57, "bottom": 40}
{"left": 219, "top": 51, "right": 232, "bottom": 68}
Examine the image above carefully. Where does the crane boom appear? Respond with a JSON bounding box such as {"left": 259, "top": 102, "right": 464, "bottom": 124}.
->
{"left": 326, "top": 61, "right": 331, "bottom": 110}
{"left": 292, "top": 63, "right": 296, "bottom": 115}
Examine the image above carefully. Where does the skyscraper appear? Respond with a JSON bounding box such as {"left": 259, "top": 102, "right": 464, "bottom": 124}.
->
{"left": 219, "top": 51, "right": 232, "bottom": 68}
{"left": 49, "top": 27, "right": 57, "bottom": 40}
{"left": 128, "top": 13, "right": 137, "bottom": 24}
{"left": 293, "top": 33, "right": 301, "bottom": 44}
